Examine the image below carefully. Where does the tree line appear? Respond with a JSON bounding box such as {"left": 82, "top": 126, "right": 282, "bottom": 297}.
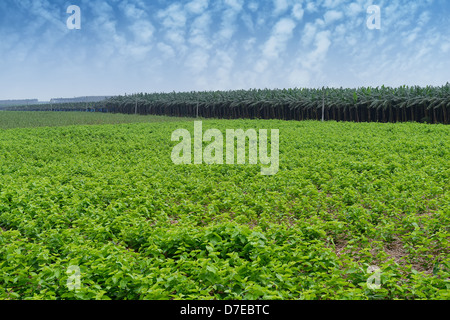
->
{"left": 7, "top": 85, "right": 450, "bottom": 124}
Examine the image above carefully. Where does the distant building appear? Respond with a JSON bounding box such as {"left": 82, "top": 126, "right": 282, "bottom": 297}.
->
{"left": 50, "top": 96, "right": 111, "bottom": 103}
{"left": 0, "top": 99, "right": 39, "bottom": 107}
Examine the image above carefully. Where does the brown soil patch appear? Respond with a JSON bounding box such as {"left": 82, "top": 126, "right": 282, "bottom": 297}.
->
{"left": 384, "top": 239, "right": 409, "bottom": 265}
{"left": 334, "top": 237, "right": 349, "bottom": 257}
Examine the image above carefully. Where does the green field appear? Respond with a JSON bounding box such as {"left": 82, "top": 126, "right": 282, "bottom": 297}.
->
{"left": 0, "top": 111, "right": 193, "bottom": 130}
{"left": 0, "top": 112, "right": 449, "bottom": 300}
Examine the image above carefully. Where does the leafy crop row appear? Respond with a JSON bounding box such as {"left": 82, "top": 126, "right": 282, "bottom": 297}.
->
{"left": 0, "top": 120, "right": 449, "bottom": 300}
{"left": 0, "top": 112, "right": 193, "bottom": 130}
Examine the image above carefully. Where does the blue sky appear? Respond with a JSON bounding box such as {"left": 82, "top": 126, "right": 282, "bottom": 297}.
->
{"left": 0, "top": 0, "right": 449, "bottom": 101}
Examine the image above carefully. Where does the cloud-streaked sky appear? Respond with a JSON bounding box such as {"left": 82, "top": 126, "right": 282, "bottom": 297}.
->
{"left": 1, "top": 0, "right": 449, "bottom": 101}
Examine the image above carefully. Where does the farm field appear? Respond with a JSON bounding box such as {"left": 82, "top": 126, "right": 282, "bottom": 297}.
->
{"left": 0, "top": 111, "right": 194, "bottom": 130}
{"left": 0, "top": 113, "right": 449, "bottom": 300}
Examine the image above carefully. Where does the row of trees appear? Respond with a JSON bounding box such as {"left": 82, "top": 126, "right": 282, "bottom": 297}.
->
{"left": 7, "top": 85, "right": 450, "bottom": 124}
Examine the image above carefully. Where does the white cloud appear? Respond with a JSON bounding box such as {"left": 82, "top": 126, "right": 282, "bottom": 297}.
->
{"left": 301, "top": 22, "right": 317, "bottom": 47}
{"left": 324, "top": 10, "right": 343, "bottom": 25}
{"left": 166, "top": 32, "right": 187, "bottom": 48}
{"left": 189, "top": 13, "right": 212, "bottom": 48}
{"left": 417, "top": 11, "right": 431, "bottom": 27}
{"left": 302, "top": 30, "right": 332, "bottom": 71}
{"left": 263, "top": 18, "right": 297, "bottom": 59}
{"left": 158, "top": 4, "right": 187, "bottom": 29}
{"left": 15, "top": 0, "right": 64, "bottom": 30}
{"left": 241, "top": 13, "right": 255, "bottom": 32}
{"left": 288, "top": 69, "right": 311, "bottom": 87}
{"left": 88, "top": 0, "right": 127, "bottom": 59}
{"left": 322, "top": 0, "right": 344, "bottom": 9}
{"left": 217, "top": 0, "right": 244, "bottom": 43}
{"left": 157, "top": 3, "right": 188, "bottom": 53}
{"left": 185, "top": 0, "right": 209, "bottom": 15}
{"left": 157, "top": 42, "right": 176, "bottom": 58}
{"left": 305, "top": 1, "right": 318, "bottom": 13}
{"left": 273, "top": 0, "right": 290, "bottom": 16}
{"left": 441, "top": 43, "right": 450, "bottom": 53}
{"left": 224, "top": 0, "right": 243, "bottom": 11}
{"left": 347, "top": 2, "right": 362, "bottom": 17}
{"left": 121, "top": 1, "right": 146, "bottom": 20}
{"left": 211, "top": 49, "right": 236, "bottom": 88}
{"left": 129, "top": 20, "right": 154, "bottom": 44}
{"left": 185, "top": 49, "right": 210, "bottom": 74}
{"left": 314, "top": 31, "right": 332, "bottom": 57}
{"left": 248, "top": 2, "right": 258, "bottom": 12}
{"left": 292, "top": 4, "right": 305, "bottom": 21}
{"left": 255, "top": 18, "right": 297, "bottom": 73}
{"left": 403, "top": 27, "right": 420, "bottom": 44}
{"left": 243, "top": 38, "right": 257, "bottom": 51}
